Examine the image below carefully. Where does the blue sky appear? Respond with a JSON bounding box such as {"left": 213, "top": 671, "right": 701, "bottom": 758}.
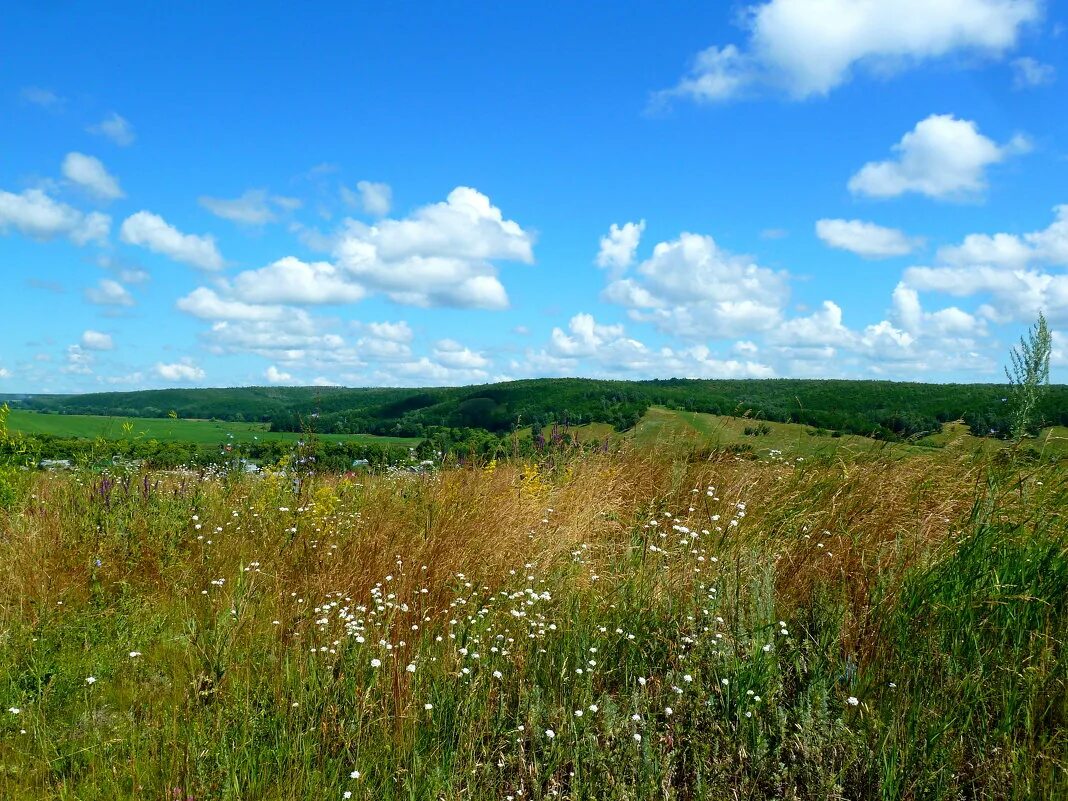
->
{"left": 2, "top": 0, "right": 1067, "bottom": 392}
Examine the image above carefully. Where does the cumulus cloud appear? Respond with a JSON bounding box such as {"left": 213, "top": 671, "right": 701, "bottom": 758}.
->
{"left": 88, "top": 112, "right": 135, "bottom": 146}
{"left": 815, "top": 218, "right": 922, "bottom": 258}
{"left": 549, "top": 313, "right": 628, "bottom": 358}
{"left": 332, "top": 186, "right": 534, "bottom": 309}
{"left": 902, "top": 205, "right": 1068, "bottom": 325}
{"left": 120, "top": 211, "right": 223, "bottom": 269}
{"left": 936, "top": 204, "right": 1068, "bottom": 268}
{"left": 0, "top": 188, "right": 110, "bottom": 245}
{"left": 84, "top": 278, "right": 134, "bottom": 307}
{"left": 62, "top": 152, "right": 124, "bottom": 201}
{"left": 0, "top": 367, "right": 11, "bottom": 379}
{"left": 80, "top": 330, "right": 114, "bottom": 350}
{"left": 155, "top": 361, "right": 205, "bottom": 382}
{"left": 349, "top": 321, "right": 415, "bottom": 362}
{"left": 205, "top": 313, "right": 348, "bottom": 364}
{"left": 230, "top": 257, "right": 366, "bottom": 304}
{"left": 891, "top": 283, "right": 986, "bottom": 337}
{"left": 176, "top": 287, "right": 286, "bottom": 321}
{"left": 433, "top": 339, "right": 490, "bottom": 369}
{"left": 596, "top": 220, "right": 645, "bottom": 273}
{"left": 602, "top": 232, "right": 788, "bottom": 338}
{"left": 264, "top": 365, "right": 297, "bottom": 384}
{"left": 768, "top": 301, "right": 854, "bottom": 348}
{"left": 380, "top": 357, "right": 491, "bottom": 386}
{"left": 199, "top": 189, "right": 299, "bottom": 225}
{"left": 530, "top": 312, "right": 774, "bottom": 379}
{"left": 342, "top": 181, "right": 392, "bottom": 216}
{"left": 1011, "top": 56, "right": 1055, "bottom": 88}
{"left": 656, "top": 0, "right": 1040, "bottom": 103}
{"left": 364, "top": 320, "right": 413, "bottom": 342}
{"left": 759, "top": 293, "right": 994, "bottom": 376}
{"left": 848, "top": 114, "right": 1029, "bottom": 200}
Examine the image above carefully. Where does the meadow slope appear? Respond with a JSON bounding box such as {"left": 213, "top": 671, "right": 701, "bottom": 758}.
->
{"left": 1, "top": 444, "right": 1065, "bottom": 800}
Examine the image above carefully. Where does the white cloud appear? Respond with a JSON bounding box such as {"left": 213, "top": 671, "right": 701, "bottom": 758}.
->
{"left": 381, "top": 357, "right": 491, "bottom": 386}
{"left": 891, "top": 283, "right": 986, "bottom": 337}
{"left": 352, "top": 322, "right": 415, "bottom": 361}
{"left": 80, "top": 330, "right": 114, "bottom": 350}
{"left": 529, "top": 312, "right": 775, "bottom": 379}
{"left": 903, "top": 205, "right": 1068, "bottom": 325}
{"left": 1052, "top": 331, "right": 1068, "bottom": 367}
{"left": 343, "top": 181, "right": 392, "bottom": 216}
{"left": 0, "top": 367, "right": 10, "bottom": 379}
{"left": 433, "top": 339, "right": 490, "bottom": 369}
{"left": 0, "top": 188, "right": 110, "bottom": 245}
{"left": 88, "top": 112, "right": 135, "bottom": 146}
{"left": 759, "top": 293, "right": 995, "bottom": 376}
{"left": 332, "top": 186, "right": 534, "bottom": 309}
{"left": 176, "top": 287, "right": 285, "bottom": 321}
{"left": 769, "top": 301, "right": 854, "bottom": 347}
{"left": 734, "top": 340, "right": 759, "bottom": 356}
{"left": 264, "top": 365, "right": 297, "bottom": 385}
{"left": 549, "top": 313, "right": 627, "bottom": 358}
{"left": 62, "top": 345, "right": 94, "bottom": 375}
{"left": 815, "top": 218, "right": 922, "bottom": 258}
{"left": 364, "top": 320, "right": 413, "bottom": 342}
{"left": 199, "top": 189, "right": 298, "bottom": 224}
{"left": 1011, "top": 56, "right": 1055, "bottom": 88}
{"left": 602, "top": 231, "right": 788, "bottom": 337}
{"left": 21, "top": 86, "right": 63, "bottom": 108}
{"left": 936, "top": 204, "right": 1068, "bottom": 268}
{"left": 62, "top": 152, "right": 124, "bottom": 201}
{"left": 848, "top": 114, "right": 1029, "bottom": 200}
{"left": 85, "top": 278, "right": 134, "bottom": 307}
{"left": 205, "top": 313, "right": 348, "bottom": 363}
{"left": 120, "top": 211, "right": 223, "bottom": 270}
{"left": 596, "top": 220, "right": 645, "bottom": 273}
{"left": 155, "top": 361, "right": 205, "bottom": 382}
{"left": 657, "top": 0, "right": 1041, "bottom": 103}
{"left": 905, "top": 264, "right": 1068, "bottom": 324}
{"left": 230, "top": 257, "right": 366, "bottom": 305}
{"left": 357, "top": 336, "right": 412, "bottom": 361}
{"left": 937, "top": 231, "right": 1035, "bottom": 268}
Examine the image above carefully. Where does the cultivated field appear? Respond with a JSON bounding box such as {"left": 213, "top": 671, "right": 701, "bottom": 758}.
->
{"left": 1, "top": 442, "right": 1065, "bottom": 800}
{"left": 4, "top": 410, "right": 421, "bottom": 449}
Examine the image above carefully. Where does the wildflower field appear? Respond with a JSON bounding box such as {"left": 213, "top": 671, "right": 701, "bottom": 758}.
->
{"left": 1, "top": 444, "right": 1065, "bottom": 800}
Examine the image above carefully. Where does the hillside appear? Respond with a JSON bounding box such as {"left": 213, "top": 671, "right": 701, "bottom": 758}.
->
{"left": 7, "top": 377, "right": 1068, "bottom": 443}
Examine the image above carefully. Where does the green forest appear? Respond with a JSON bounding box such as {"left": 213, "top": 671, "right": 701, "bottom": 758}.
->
{"left": 5, "top": 377, "right": 1068, "bottom": 444}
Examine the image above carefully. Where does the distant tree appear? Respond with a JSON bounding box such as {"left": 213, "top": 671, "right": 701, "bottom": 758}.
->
{"left": 1005, "top": 311, "right": 1052, "bottom": 440}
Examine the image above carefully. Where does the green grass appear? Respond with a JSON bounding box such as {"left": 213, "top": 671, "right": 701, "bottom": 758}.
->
{"left": 634, "top": 406, "right": 1068, "bottom": 458}
{"left": 630, "top": 405, "right": 916, "bottom": 457}
{"left": 4, "top": 409, "right": 421, "bottom": 448}
{"left": 0, "top": 446, "right": 1065, "bottom": 799}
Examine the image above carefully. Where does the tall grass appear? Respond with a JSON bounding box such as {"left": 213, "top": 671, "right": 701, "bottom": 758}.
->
{"left": 0, "top": 448, "right": 1064, "bottom": 799}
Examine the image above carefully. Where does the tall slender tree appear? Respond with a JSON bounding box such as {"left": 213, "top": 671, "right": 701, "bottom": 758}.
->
{"left": 1005, "top": 311, "right": 1052, "bottom": 440}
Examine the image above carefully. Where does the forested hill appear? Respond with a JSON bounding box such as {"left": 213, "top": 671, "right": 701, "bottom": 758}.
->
{"left": 5, "top": 378, "right": 1068, "bottom": 441}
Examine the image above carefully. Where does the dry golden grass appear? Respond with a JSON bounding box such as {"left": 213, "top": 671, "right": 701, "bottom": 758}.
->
{"left": 1, "top": 447, "right": 1065, "bottom": 800}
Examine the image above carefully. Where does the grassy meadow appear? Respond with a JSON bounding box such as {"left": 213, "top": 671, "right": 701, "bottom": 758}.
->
{"left": 1, "top": 437, "right": 1066, "bottom": 800}
{"left": 4, "top": 410, "right": 421, "bottom": 449}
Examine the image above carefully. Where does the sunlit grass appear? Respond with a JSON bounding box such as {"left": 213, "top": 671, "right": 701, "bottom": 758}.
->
{"left": 0, "top": 448, "right": 1064, "bottom": 799}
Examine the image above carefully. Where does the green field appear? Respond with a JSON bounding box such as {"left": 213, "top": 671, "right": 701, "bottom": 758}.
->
{"left": 7, "top": 406, "right": 1068, "bottom": 463}
{"left": 630, "top": 406, "right": 1068, "bottom": 458}
{"left": 4, "top": 410, "right": 421, "bottom": 448}
{"left": 2, "top": 433, "right": 1065, "bottom": 799}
